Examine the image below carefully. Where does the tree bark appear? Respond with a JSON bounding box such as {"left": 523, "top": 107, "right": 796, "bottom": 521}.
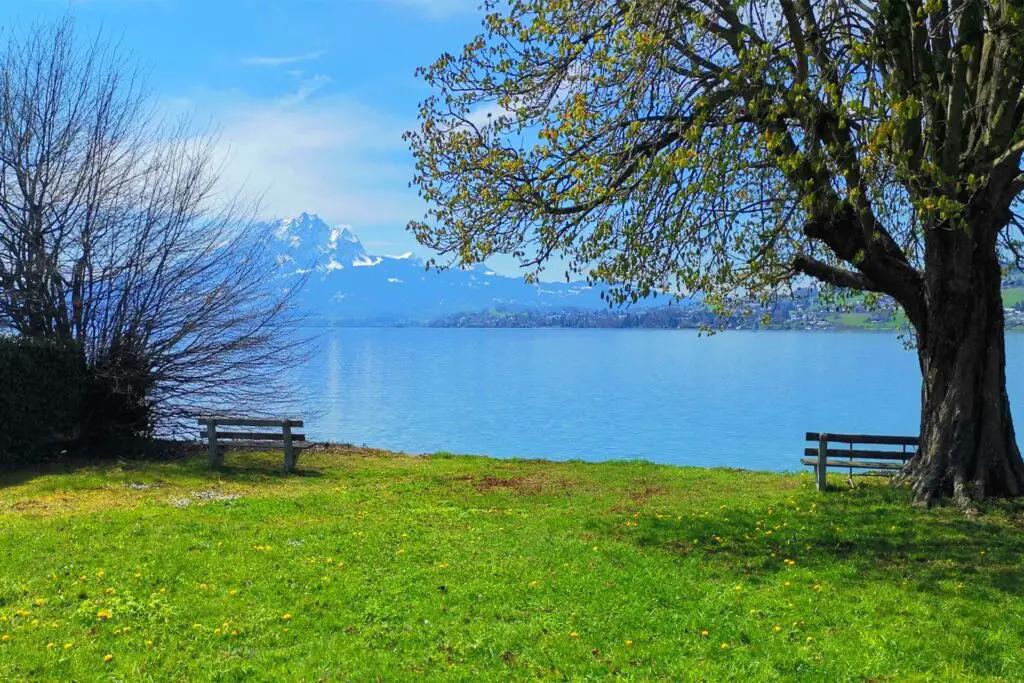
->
{"left": 900, "top": 234, "right": 1024, "bottom": 508}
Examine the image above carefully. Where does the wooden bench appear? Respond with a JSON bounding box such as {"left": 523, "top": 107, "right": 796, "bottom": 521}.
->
{"left": 198, "top": 417, "right": 311, "bottom": 472}
{"left": 802, "top": 432, "right": 918, "bottom": 490}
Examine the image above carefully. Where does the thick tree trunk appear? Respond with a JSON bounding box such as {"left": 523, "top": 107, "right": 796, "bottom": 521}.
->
{"left": 900, "top": 241, "right": 1024, "bottom": 508}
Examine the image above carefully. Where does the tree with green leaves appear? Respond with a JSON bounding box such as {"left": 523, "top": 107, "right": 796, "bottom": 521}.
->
{"left": 407, "top": 0, "right": 1024, "bottom": 508}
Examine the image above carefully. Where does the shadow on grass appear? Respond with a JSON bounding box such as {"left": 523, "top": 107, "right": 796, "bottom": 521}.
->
{"left": 0, "top": 445, "right": 325, "bottom": 490}
{"left": 601, "top": 483, "right": 1024, "bottom": 599}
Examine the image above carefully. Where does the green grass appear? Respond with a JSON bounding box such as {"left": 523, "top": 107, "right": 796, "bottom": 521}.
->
{"left": 1003, "top": 287, "right": 1024, "bottom": 308}
{"left": 1, "top": 449, "right": 1023, "bottom": 681}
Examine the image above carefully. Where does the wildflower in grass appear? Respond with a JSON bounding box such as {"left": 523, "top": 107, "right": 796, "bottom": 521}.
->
{"left": 806, "top": 636, "right": 814, "bottom": 643}
{"left": 397, "top": 548, "right": 405, "bottom": 555}
{"left": 199, "top": 584, "right": 208, "bottom": 590}
{"left": 64, "top": 643, "right": 73, "bottom": 650}
{"left": 96, "top": 570, "right": 105, "bottom": 578}
{"left": 625, "top": 640, "right": 633, "bottom": 647}
{"left": 0, "top": 634, "right": 8, "bottom": 642}
{"left": 135, "top": 572, "right": 142, "bottom": 578}
{"left": 214, "top": 628, "right": 221, "bottom": 636}
{"left": 813, "top": 584, "right": 821, "bottom": 592}
{"left": 784, "top": 581, "right": 791, "bottom": 587}
{"left": 529, "top": 580, "right": 540, "bottom": 588}
{"left": 79, "top": 576, "right": 86, "bottom": 582}
{"left": 228, "top": 589, "right": 237, "bottom": 597}
{"left": 35, "top": 598, "right": 46, "bottom": 606}
{"left": 96, "top": 610, "right": 113, "bottom": 621}
{"left": 104, "top": 654, "right": 113, "bottom": 662}
{"left": 231, "top": 630, "right": 238, "bottom": 637}
{"left": 104, "top": 588, "right": 115, "bottom": 595}
{"left": 281, "top": 613, "right": 292, "bottom": 621}
{"left": 437, "top": 562, "right": 449, "bottom": 569}
{"left": 145, "top": 640, "right": 153, "bottom": 648}
{"left": 47, "top": 642, "right": 55, "bottom": 649}
{"left": 773, "top": 625, "right": 782, "bottom": 633}
{"left": 720, "top": 642, "right": 729, "bottom": 649}
{"left": 700, "top": 630, "right": 709, "bottom": 638}
{"left": 734, "top": 584, "right": 742, "bottom": 591}
{"left": 14, "top": 609, "right": 30, "bottom": 617}
{"left": 569, "top": 632, "right": 578, "bottom": 638}
{"left": 592, "top": 546, "right": 598, "bottom": 551}
{"left": 31, "top": 618, "right": 39, "bottom": 626}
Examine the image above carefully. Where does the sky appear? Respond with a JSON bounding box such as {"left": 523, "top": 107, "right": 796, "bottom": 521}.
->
{"left": 0, "top": 0, "right": 527, "bottom": 270}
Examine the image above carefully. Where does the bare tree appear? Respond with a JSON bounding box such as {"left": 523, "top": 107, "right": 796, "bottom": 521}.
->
{"left": 0, "top": 19, "right": 308, "bottom": 439}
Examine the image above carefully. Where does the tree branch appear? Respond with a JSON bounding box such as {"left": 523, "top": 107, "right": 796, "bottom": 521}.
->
{"left": 792, "top": 254, "right": 884, "bottom": 292}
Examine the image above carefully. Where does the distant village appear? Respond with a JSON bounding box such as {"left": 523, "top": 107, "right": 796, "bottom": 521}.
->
{"left": 431, "top": 281, "right": 1024, "bottom": 331}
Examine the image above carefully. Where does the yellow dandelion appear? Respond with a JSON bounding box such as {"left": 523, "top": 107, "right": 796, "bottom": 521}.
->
{"left": 134, "top": 572, "right": 142, "bottom": 579}
{"left": 437, "top": 562, "right": 449, "bottom": 568}
{"left": 569, "top": 631, "right": 579, "bottom": 638}
{"left": 720, "top": 642, "right": 729, "bottom": 649}
{"left": 397, "top": 548, "right": 405, "bottom": 555}
{"left": 228, "top": 589, "right": 237, "bottom": 597}
{"left": 35, "top": 598, "right": 47, "bottom": 606}
{"left": 281, "top": 613, "right": 292, "bottom": 621}
{"left": 813, "top": 584, "right": 821, "bottom": 592}
{"left": 784, "top": 581, "right": 791, "bottom": 587}
{"left": 806, "top": 636, "right": 814, "bottom": 643}
{"left": 46, "top": 642, "right": 55, "bottom": 649}
{"left": 592, "top": 546, "right": 599, "bottom": 551}
{"left": 79, "top": 575, "right": 86, "bottom": 582}
{"left": 625, "top": 639, "right": 633, "bottom": 647}
{"left": 529, "top": 580, "right": 540, "bottom": 588}
{"left": 103, "top": 654, "right": 113, "bottom": 662}
{"left": 199, "top": 584, "right": 208, "bottom": 590}
{"left": 773, "top": 625, "right": 782, "bottom": 633}
{"left": 145, "top": 640, "right": 153, "bottom": 648}
{"left": 0, "top": 634, "right": 8, "bottom": 642}
{"left": 700, "top": 630, "right": 709, "bottom": 638}
{"left": 64, "top": 642, "right": 73, "bottom": 650}
{"left": 231, "top": 630, "right": 238, "bottom": 637}
{"left": 104, "top": 588, "right": 115, "bottom": 595}
{"left": 31, "top": 618, "right": 39, "bottom": 626}
{"left": 214, "top": 628, "right": 221, "bottom": 636}
{"left": 734, "top": 584, "right": 742, "bottom": 591}
{"left": 96, "top": 570, "right": 105, "bottom": 578}
{"left": 96, "top": 610, "right": 112, "bottom": 621}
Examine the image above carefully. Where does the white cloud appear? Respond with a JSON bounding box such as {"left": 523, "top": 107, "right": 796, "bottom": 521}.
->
{"left": 180, "top": 83, "right": 422, "bottom": 230}
{"left": 242, "top": 51, "right": 326, "bottom": 67}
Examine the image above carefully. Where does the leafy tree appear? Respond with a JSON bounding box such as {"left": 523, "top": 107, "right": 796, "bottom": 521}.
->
{"left": 407, "top": 0, "right": 1024, "bottom": 507}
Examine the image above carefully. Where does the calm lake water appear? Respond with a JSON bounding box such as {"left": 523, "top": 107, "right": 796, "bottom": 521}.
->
{"left": 290, "top": 328, "right": 1024, "bottom": 472}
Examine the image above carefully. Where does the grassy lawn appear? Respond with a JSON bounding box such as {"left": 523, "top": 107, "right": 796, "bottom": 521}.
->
{"left": 1, "top": 449, "right": 1023, "bottom": 681}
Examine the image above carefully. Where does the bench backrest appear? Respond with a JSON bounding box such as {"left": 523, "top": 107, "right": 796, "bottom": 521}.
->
{"left": 198, "top": 417, "right": 305, "bottom": 443}
{"left": 804, "top": 432, "right": 918, "bottom": 462}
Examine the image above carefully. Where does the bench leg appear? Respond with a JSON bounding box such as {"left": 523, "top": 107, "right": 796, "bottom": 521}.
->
{"left": 283, "top": 422, "right": 296, "bottom": 473}
{"left": 816, "top": 434, "right": 828, "bottom": 491}
{"left": 207, "top": 423, "right": 222, "bottom": 467}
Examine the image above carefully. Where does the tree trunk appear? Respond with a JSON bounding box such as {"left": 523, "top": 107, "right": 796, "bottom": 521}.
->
{"left": 900, "top": 240, "right": 1024, "bottom": 508}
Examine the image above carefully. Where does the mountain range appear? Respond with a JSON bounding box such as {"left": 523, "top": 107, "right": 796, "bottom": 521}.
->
{"left": 266, "top": 213, "right": 608, "bottom": 323}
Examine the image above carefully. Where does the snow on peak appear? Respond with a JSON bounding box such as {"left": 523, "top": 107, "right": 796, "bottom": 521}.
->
{"left": 271, "top": 213, "right": 371, "bottom": 271}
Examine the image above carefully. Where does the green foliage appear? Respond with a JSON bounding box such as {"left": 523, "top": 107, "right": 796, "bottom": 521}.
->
{"left": 407, "top": 0, "right": 1024, "bottom": 323}
{"left": 0, "top": 449, "right": 1022, "bottom": 680}
{"left": 0, "top": 336, "right": 85, "bottom": 467}
{"left": 0, "top": 336, "right": 155, "bottom": 468}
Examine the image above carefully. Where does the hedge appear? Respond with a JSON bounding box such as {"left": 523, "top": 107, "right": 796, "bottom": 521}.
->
{"left": 0, "top": 335, "right": 87, "bottom": 467}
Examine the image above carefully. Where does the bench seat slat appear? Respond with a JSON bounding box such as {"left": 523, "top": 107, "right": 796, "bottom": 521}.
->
{"left": 801, "top": 457, "right": 905, "bottom": 471}
{"left": 805, "top": 432, "right": 917, "bottom": 446}
{"left": 802, "top": 447, "right": 913, "bottom": 460}
{"left": 214, "top": 440, "right": 313, "bottom": 450}
{"left": 198, "top": 431, "right": 305, "bottom": 442}
{"left": 198, "top": 417, "right": 304, "bottom": 428}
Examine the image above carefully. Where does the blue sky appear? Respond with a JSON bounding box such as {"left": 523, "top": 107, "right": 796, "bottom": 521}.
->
{"left": 0, "top": 0, "right": 509, "bottom": 266}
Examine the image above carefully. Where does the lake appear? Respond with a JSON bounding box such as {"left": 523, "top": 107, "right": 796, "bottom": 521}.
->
{"left": 291, "top": 328, "right": 1024, "bottom": 472}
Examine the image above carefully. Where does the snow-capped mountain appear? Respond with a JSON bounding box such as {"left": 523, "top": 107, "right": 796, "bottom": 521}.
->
{"left": 265, "top": 213, "right": 606, "bottom": 322}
